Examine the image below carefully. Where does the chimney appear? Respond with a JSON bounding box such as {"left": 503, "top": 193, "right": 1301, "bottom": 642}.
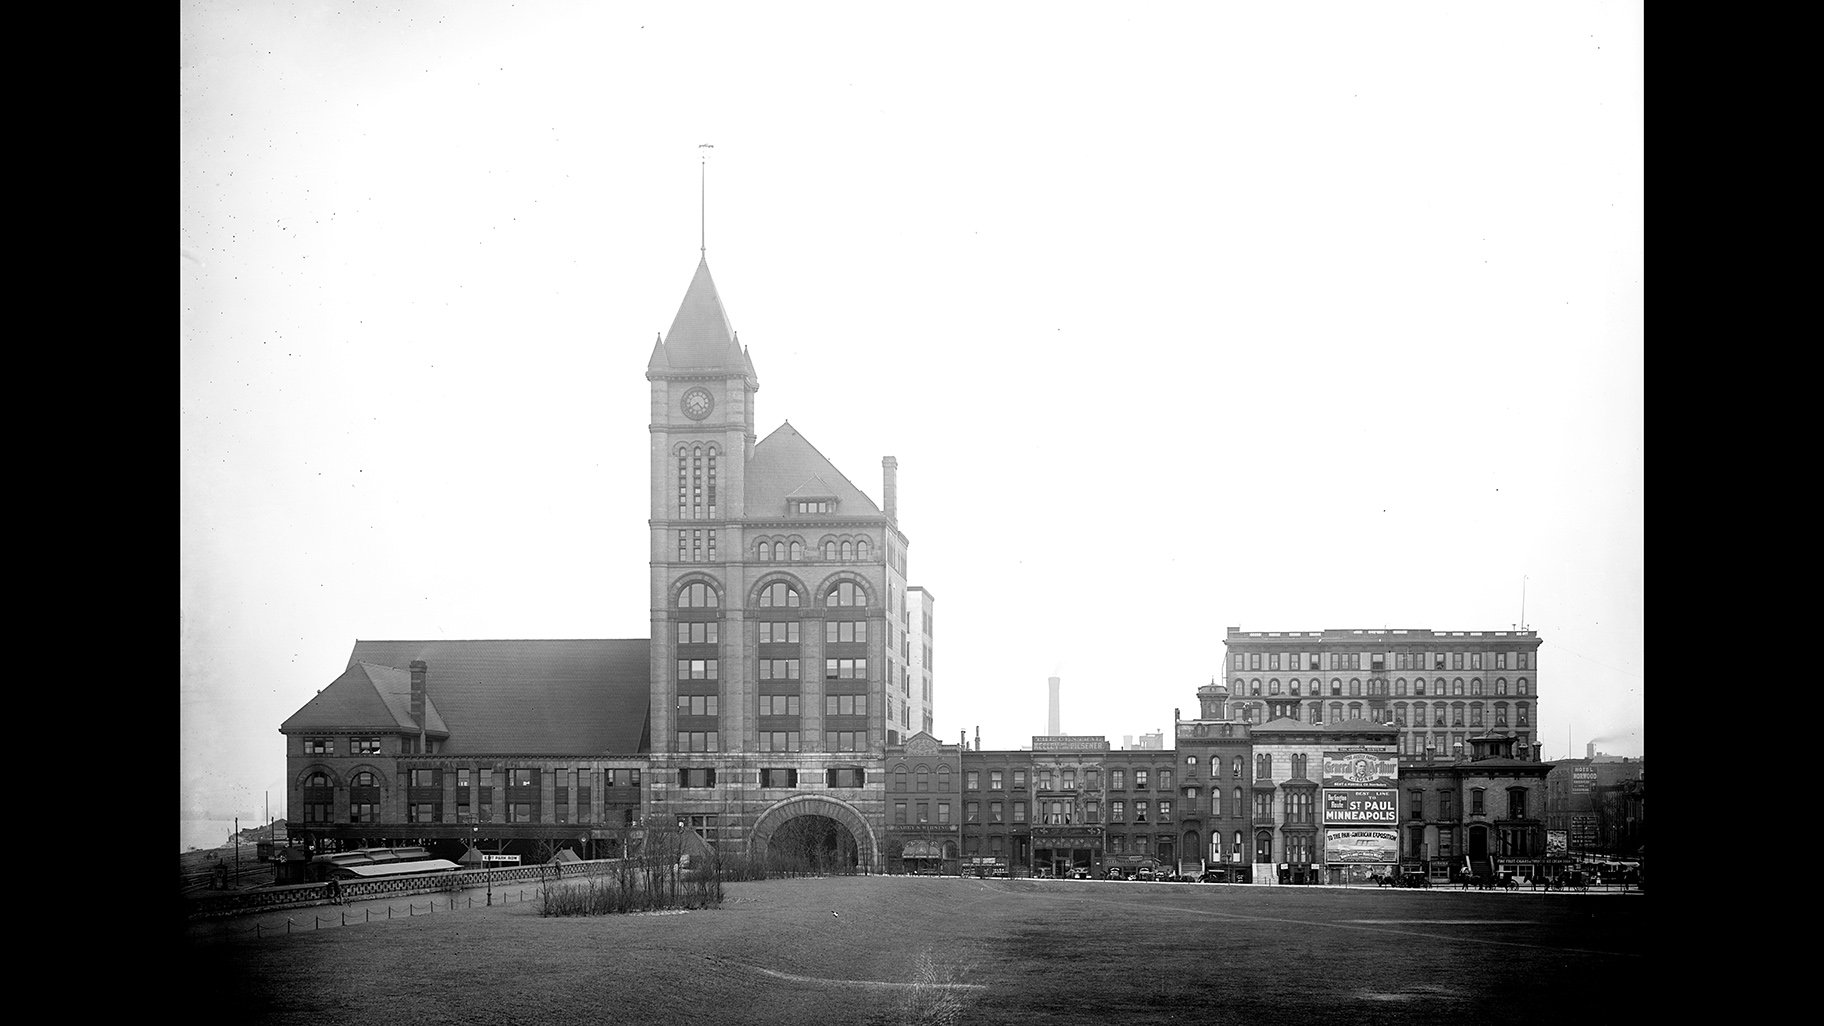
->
{"left": 960, "top": 730, "right": 967, "bottom": 751}
{"left": 1587, "top": 741, "right": 1596, "bottom": 759}
{"left": 975, "top": 725, "right": 981, "bottom": 752}
{"left": 1048, "top": 676, "right": 1061, "bottom": 735}
{"left": 409, "top": 660, "right": 428, "bottom": 754}
{"left": 882, "top": 456, "right": 898, "bottom": 522}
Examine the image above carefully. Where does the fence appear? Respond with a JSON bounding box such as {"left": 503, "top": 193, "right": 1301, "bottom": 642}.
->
{"left": 201, "top": 886, "right": 549, "bottom": 943}
{"left": 185, "top": 858, "right": 621, "bottom": 920}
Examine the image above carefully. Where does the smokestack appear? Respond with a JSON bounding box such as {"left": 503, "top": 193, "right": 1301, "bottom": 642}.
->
{"left": 409, "top": 660, "right": 428, "bottom": 753}
{"left": 961, "top": 730, "right": 967, "bottom": 751}
{"left": 882, "top": 456, "right": 898, "bottom": 522}
{"left": 1587, "top": 741, "right": 1595, "bottom": 759}
{"left": 975, "top": 725, "right": 980, "bottom": 752}
{"left": 1048, "top": 676, "right": 1061, "bottom": 735}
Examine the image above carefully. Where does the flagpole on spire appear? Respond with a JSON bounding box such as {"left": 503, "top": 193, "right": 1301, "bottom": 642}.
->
{"left": 698, "top": 143, "right": 714, "bottom": 256}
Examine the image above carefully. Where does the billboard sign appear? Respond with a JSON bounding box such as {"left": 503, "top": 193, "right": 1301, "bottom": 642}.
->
{"left": 1324, "top": 829, "right": 1398, "bottom": 864}
{"left": 1032, "top": 735, "right": 1111, "bottom": 752}
{"left": 1322, "top": 753, "right": 1399, "bottom": 787}
{"left": 1546, "top": 830, "right": 1568, "bottom": 857}
{"left": 1323, "top": 788, "right": 1399, "bottom": 825}
{"left": 1572, "top": 766, "right": 1598, "bottom": 794}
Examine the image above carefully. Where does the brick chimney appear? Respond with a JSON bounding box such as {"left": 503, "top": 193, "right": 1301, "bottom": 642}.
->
{"left": 882, "top": 456, "right": 898, "bottom": 522}
{"left": 409, "top": 660, "right": 428, "bottom": 753}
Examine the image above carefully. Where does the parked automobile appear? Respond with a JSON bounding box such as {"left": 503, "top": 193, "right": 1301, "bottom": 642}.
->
{"left": 1107, "top": 867, "right": 1127, "bottom": 880}
{"left": 1135, "top": 866, "right": 1156, "bottom": 881}
{"left": 1198, "top": 869, "right": 1225, "bottom": 883}
{"left": 1069, "top": 867, "right": 1092, "bottom": 880}
{"left": 989, "top": 865, "right": 1009, "bottom": 878}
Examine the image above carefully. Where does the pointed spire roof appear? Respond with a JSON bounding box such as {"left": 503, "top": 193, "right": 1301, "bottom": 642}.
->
{"left": 654, "top": 256, "right": 745, "bottom": 373}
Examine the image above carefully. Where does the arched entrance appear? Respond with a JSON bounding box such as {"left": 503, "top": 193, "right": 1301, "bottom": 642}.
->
{"left": 1468, "top": 823, "right": 1490, "bottom": 861}
{"left": 750, "top": 795, "right": 879, "bottom": 873}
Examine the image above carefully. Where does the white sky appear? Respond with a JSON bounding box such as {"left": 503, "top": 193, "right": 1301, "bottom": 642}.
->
{"left": 180, "top": 1, "right": 1643, "bottom": 849}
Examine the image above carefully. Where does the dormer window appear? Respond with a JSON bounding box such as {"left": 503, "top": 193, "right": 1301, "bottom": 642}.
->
{"left": 793, "top": 500, "right": 833, "bottom": 514}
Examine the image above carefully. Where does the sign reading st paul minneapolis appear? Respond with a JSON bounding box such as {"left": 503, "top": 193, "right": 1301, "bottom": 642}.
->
{"left": 1322, "top": 789, "right": 1398, "bottom": 825}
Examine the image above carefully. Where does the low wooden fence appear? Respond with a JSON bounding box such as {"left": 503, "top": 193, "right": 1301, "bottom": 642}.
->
{"left": 185, "top": 858, "right": 618, "bottom": 920}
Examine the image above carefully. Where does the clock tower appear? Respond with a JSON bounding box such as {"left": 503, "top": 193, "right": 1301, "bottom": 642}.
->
{"left": 647, "top": 256, "right": 759, "bottom": 756}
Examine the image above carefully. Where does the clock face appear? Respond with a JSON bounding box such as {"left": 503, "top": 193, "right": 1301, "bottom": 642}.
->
{"left": 682, "top": 387, "right": 714, "bottom": 420}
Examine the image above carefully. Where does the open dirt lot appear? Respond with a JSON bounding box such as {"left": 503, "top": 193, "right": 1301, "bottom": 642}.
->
{"left": 184, "top": 876, "right": 1644, "bottom": 1025}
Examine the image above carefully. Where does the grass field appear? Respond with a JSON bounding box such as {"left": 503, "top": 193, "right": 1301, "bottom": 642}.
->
{"left": 185, "top": 875, "right": 1645, "bottom": 1026}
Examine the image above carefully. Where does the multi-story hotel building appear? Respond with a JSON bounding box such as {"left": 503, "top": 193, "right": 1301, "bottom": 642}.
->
{"left": 1221, "top": 627, "right": 1544, "bottom": 761}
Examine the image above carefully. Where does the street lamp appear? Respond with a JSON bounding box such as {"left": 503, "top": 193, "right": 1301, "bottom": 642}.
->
{"left": 472, "top": 824, "right": 491, "bottom": 906}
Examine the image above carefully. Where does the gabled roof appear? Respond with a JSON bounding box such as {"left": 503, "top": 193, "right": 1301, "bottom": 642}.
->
{"left": 281, "top": 662, "right": 450, "bottom": 736}
{"left": 281, "top": 639, "right": 651, "bottom": 755}
{"left": 650, "top": 257, "right": 746, "bottom": 374}
{"left": 745, "top": 422, "right": 882, "bottom": 517}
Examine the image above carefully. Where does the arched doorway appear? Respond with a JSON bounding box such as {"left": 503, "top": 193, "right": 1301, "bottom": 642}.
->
{"left": 750, "top": 795, "right": 879, "bottom": 873}
{"left": 1468, "top": 823, "right": 1490, "bottom": 861}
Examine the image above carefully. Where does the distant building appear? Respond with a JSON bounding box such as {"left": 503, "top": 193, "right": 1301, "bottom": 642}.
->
{"left": 1544, "top": 750, "right": 1644, "bottom": 862}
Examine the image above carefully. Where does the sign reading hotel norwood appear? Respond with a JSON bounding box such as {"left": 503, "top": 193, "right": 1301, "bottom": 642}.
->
{"left": 1323, "top": 789, "right": 1399, "bottom": 825}
{"left": 1032, "top": 735, "right": 1111, "bottom": 752}
{"left": 1321, "top": 752, "right": 1399, "bottom": 787}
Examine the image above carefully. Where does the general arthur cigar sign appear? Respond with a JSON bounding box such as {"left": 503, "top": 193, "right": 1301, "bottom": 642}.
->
{"left": 1321, "top": 752, "right": 1398, "bottom": 788}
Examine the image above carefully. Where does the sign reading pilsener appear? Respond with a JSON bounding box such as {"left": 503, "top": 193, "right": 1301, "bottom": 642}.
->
{"left": 1323, "top": 789, "right": 1399, "bottom": 825}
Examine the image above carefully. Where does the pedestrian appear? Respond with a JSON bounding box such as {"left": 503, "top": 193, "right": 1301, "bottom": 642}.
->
{"left": 326, "top": 875, "right": 342, "bottom": 904}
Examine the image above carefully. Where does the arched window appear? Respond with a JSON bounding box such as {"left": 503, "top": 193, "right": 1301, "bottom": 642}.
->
{"left": 1232, "top": 757, "right": 1244, "bottom": 779}
{"left": 788, "top": 540, "right": 802, "bottom": 560}
{"left": 1269, "top": 678, "right": 1281, "bottom": 695}
{"left": 304, "top": 772, "right": 330, "bottom": 788}
{"left": 1288, "top": 678, "right": 1301, "bottom": 696}
{"left": 759, "top": 583, "right": 801, "bottom": 607}
{"left": 840, "top": 541, "right": 853, "bottom": 560}
{"left": 936, "top": 766, "right": 951, "bottom": 792}
{"left": 757, "top": 541, "right": 771, "bottom": 561}
{"left": 1453, "top": 677, "right": 1465, "bottom": 696}
{"left": 1350, "top": 678, "right": 1362, "bottom": 696}
{"left": 678, "top": 583, "right": 719, "bottom": 607}
{"left": 350, "top": 771, "right": 377, "bottom": 787}
{"left": 773, "top": 542, "right": 786, "bottom": 561}
{"left": 824, "top": 541, "right": 837, "bottom": 559}
{"left": 1395, "top": 677, "right": 1407, "bottom": 696}
{"left": 1496, "top": 678, "right": 1509, "bottom": 695}
{"left": 1517, "top": 678, "right": 1530, "bottom": 695}
{"left": 894, "top": 767, "right": 908, "bottom": 791}
{"left": 1250, "top": 678, "right": 1262, "bottom": 696}
{"left": 1330, "top": 678, "right": 1342, "bottom": 696}
{"left": 828, "top": 582, "right": 865, "bottom": 607}
{"left": 1185, "top": 755, "right": 1198, "bottom": 765}
{"left": 1470, "top": 678, "right": 1483, "bottom": 696}
{"left": 1255, "top": 754, "right": 1272, "bottom": 780}
{"left": 857, "top": 539, "right": 870, "bottom": 560}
